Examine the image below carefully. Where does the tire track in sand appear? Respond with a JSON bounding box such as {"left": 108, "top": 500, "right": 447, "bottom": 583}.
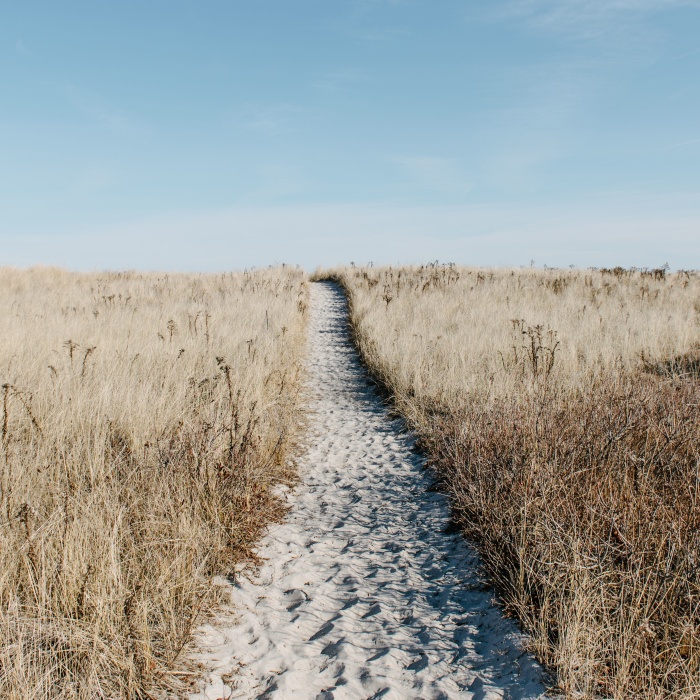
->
{"left": 189, "top": 282, "right": 548, "bottom": 700}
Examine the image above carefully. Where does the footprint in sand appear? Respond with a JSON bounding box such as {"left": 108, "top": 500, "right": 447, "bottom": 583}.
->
{"left": 188, "top": 282, "right": 549, "bottom": 700}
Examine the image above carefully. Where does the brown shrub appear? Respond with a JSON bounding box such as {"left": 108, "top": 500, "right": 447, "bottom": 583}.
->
{"left": 322, "top": 264, "right": 700, "bottom": 698}
{"left": 427, "top": 373, "right": 700, "bottom": 697}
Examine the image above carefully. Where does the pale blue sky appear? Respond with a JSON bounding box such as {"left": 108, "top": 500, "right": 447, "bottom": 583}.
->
{"left": 2, "top": 0, "right": 699, "bottom": 270}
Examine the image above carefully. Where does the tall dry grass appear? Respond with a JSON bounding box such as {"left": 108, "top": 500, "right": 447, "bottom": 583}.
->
{"left": 0, "top": 266, "right": 307, "bottom": 698}
{"left": 323, "top": 264, "right": 700, "bottom": 698}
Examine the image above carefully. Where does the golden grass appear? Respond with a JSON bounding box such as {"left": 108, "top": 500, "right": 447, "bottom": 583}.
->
{"left": 0, "top": 266, "right": 307, "bottom": 698}
{"left": 321, "top": 264, "right": 700, "bottom": 698}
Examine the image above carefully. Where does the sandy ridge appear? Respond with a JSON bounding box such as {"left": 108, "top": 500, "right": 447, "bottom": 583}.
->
{"left": 189, "top": 282, "right": 548, "bottom": 700}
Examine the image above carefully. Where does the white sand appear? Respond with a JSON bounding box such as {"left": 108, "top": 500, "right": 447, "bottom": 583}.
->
{"left": 189, "top": 282, "right": 548, "bottom": 700}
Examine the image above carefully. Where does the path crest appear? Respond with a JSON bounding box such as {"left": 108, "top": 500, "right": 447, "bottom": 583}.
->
{"left": 190, "top": 282, "right": 547, "bottom": 700}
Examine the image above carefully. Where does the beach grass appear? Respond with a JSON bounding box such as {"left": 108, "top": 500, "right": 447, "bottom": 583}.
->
{"left": 0, "top": 266, "right": 307, "bottom": 698}
{"left": 323, "top": 264, "right": 700, "bottom": 698}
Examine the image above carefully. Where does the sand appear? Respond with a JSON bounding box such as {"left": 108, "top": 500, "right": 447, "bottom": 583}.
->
{"left": 188, "top": 282, "right": 548, "bottom": 700}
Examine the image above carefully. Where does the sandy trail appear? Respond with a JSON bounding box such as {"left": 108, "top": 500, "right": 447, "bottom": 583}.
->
{"left": 190, "top": 282, "right": 547, "bottom": 700}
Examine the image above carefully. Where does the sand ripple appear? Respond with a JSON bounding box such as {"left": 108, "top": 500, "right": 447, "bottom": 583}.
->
{"left": 189, "top": 282, "right": 548, "bottom": 700}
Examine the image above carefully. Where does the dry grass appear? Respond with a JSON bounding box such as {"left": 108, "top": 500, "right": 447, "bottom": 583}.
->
{"left": 321, "top": 264, "right": 700, "bottom": 698}
{"left": 0, "top": 266, "right": 308, "bottom": 698}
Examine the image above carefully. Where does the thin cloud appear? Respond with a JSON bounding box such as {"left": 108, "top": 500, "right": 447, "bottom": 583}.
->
{"left": 392, "top": 156, "right": 473, "bottom": 198}
{"left": 486, "top": 0, "right": 700, "bottom": 45}
{"left": 236, "top": 103, "right": 303, "bottom": 136}
{"left": 665, "top": 137, "right": 700, "bottom": 150}
{"left": 323, "top": 0, "right": 413, "bottom": 42}
{"left": 312, "top": 68, "right": 370, "bottom": 94}
{"left": 662, "top": 45, "right": 700, "bottom": 62}
{"left": 15, "top": 38, "right": 31, "bottom": 56}
{"left": 63, "top": 85, "right": 137, "bottom": 134}
{"left": 351, "top": 25, "right": 412, "bottom": 41}
{"left": 69, "top": 165, "right": 119, "bottom": 194}
{"left": 239, "top": 164, "right": 314, "bottom": 203}
{"left": 3, "top": 199, "right": 698, "bottom": 271}
{"left": 498, "top": 0, "right": 700, "bottom": 24}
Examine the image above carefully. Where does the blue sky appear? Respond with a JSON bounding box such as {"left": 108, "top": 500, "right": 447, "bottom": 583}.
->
{"left": 2, "top": 0, "right": 699, "bottom": 270}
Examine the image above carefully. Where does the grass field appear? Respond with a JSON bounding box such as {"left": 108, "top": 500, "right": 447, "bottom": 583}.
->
{"left": 0, "top": 267, "right": 307, "bottom": 698}
{"left": 324, "top": 264, "right": 700, "bottom": 698}
{"left": 4, "top": 263, "right": 700, "bottom": 698}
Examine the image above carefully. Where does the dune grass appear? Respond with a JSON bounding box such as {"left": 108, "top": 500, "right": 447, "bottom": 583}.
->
{"left": 323, "top": 264, "right": 700, "bottom": 698}
{"left": 0, "top": 267, "right": 307, "bottom": 698}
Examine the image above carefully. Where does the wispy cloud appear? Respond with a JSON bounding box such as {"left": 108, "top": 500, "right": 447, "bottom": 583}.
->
{"left": 15, "top": 38, "right": 31, "bottom": 57}
{"left": 63, "top": 85, "right": 137, "bottom": 134}
{"left": 665, "top": 137, "right": 700, "bottom": 150}
{"left": 235, "top": 103, "right": 303, "bottom": 136}
{"left": 69, "top": 165, "right": 119, "bottom": 194}
{"left": 662, "top": 45, "right": 700, "bottom": 62}
{"left": 350, "top": 25, "right": 412, "bottom": 41}
{"left": 240, "top": 164, "right": 313, "bottom": 203}
{"left": 3, "top": 197, "right": 698, "bottom": 271}
{"left": 312, "top": 68, "right": 369, "bottom": 94}
{"left": 392, "top": 156, "right": 473, "bottom": 198}
{"left": 496, "top": 0, "right": 700, "bottom": 26}
{"left": 486, "top": 0, "right": 700, "bottom": 46}
{"left": 323, "top": 0, "right": 413, "bottom": 42}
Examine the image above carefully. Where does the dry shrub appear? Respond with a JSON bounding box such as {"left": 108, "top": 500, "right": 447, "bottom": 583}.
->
{"left": 322, "top": 264, "right": 700, "bottom": 698}
{"left": 0, "top": 267, "right": 307, "bottom": 698}
{"left": 428, "top": 374, "right": 700, "bottom": 697}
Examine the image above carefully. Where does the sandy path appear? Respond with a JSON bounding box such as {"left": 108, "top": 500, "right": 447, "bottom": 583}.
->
{"left": 190, "top": 282, "right": 547, "bottom": 700}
